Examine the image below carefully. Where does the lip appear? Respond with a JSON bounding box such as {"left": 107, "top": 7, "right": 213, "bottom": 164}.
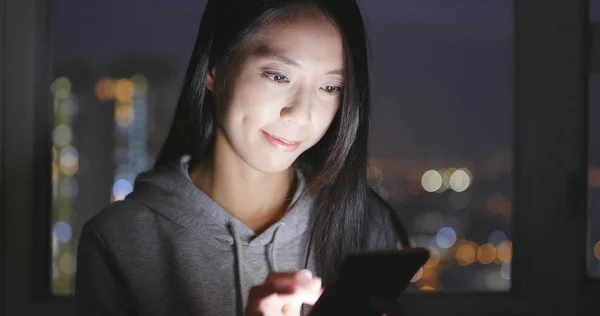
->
{"left": 261, "top": 130, "right": 301, "bottom": 152}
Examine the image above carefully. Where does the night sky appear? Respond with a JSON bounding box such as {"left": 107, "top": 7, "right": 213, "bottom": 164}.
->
{"left": 51, "top": 0, "right": 598, "bottom": 161}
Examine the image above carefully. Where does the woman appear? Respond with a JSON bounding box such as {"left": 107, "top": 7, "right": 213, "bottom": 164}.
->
{"left": 75, "top": 0, "right": 410, "bottom": 315}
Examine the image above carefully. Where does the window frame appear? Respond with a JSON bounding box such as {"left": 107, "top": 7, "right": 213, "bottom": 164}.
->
{"left": 583, "top": 3, "right": 600, "bottom": 313}
{"left": 1, "top": 0, "right": 75, "bottom": 315}
{"left": 0, "top": 0, "right": 5, "bottom": 312}
{"left": 1, "top": 0, "right": 599, "bottom": 315}
{"left": 592, "top": 23, "right": 600, "bottom": 74}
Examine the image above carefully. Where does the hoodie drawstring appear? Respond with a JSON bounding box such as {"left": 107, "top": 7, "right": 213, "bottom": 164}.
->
{"left": 229, "top": 221, "right": 310, "bottom": 316}
{"left": 303, "top": 230, "right": 313, "bottom": 270}
{"left": 266, "top": 223, "right": 285, "bottom": 272}
{"left": 228, "top": 222, "right": 245, "bottom": 316}
{"left": 228, "top": 222, "right": 288, "bottom": 316}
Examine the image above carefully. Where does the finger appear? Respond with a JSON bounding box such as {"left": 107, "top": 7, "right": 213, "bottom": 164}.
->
{"left": 281, "top": 301, "right": 303, "bottom": 316}
{"left": 247, "top": 271, "right": 322, "bottom": 316}
{"left": 265, "top": 270, "right": 315, "bottom": 286}
{"left": 265, "top": 270, "right": 321, "bottom": 298}
{"left": 246, "top": 283, "right": 295, "bottom": 315}
{"left": 248, "top": 282, "right": 296, "bottom": 302}
{"left": 295, "top": 279, "right": 322, "bottom": 305}
{"left": 246, "top": 281, "right": 320, "bottom": 315}
{"left": 277, "top": 277, "right": 322, "bottom": 306}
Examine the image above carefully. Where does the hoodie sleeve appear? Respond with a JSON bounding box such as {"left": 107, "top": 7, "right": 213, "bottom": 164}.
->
{"left": 75, "top": 221, "right": 136, "bottom": 316}
{"left": 366, "top": 188, "right": 411, "bottom": 250}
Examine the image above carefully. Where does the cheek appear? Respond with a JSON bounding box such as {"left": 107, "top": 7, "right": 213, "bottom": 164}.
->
{"left": 220, "top": 94, "right": 284, "bottom": 144}
{"left": 221, "top": 76, "right": 275, "bottom": 126}
{"left": 310, "top": 105, "right": 339, "bottom": 141}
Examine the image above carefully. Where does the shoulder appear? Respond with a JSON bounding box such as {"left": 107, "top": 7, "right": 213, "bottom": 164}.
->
{"left": 80, "top": 198, "right": 177, "bottom": 250}
{"left": 365, "top": 187, "right": 411, "bottom": 250}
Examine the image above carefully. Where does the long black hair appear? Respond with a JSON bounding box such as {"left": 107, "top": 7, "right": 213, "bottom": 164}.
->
{"left": 156, "top": 0, "right": 372, "bottom": 284}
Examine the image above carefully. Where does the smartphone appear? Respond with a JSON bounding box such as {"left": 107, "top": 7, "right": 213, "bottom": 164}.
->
{"left": 308, "top": 247, "right": 430, "bottom": 316}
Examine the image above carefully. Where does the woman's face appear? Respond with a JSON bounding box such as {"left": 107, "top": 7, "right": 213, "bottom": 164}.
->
{"left": 208, "top": 11, "right": 344, "bottom": 173}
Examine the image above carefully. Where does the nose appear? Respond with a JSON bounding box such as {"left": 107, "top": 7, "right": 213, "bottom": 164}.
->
{"left": 280, "top": 88, "right": 312, "bottom": 126}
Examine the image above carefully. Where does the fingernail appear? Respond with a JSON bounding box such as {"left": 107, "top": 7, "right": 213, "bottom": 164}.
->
{"left": 311, "top": 277, "right": 322, "bottom": 290}
{"left": 296, "top": 270, "right": 313, "bottom": 285}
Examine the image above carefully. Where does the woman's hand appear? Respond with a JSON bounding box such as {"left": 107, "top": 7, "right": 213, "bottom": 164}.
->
{"left": 369, "top": 296, "right": 405, "bottom": 316}
{"left": 245, "top": 269, "right": 323, "bottom": 316}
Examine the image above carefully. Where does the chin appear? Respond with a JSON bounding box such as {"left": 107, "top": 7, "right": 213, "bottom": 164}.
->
{"left": 245, "top": 154, "right": 298, "bottom": 174}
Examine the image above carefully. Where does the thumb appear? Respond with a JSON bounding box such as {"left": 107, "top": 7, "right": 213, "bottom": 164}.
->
{"left": 282, "top": 301, "right": 303, "bottom": 316}
{"left": 299, "top": 279, "right": 323, "bottom": 305}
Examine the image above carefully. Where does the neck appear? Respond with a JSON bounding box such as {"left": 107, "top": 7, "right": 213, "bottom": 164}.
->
{"left": 190, "top": 133, "right": 296, "bottom": 233}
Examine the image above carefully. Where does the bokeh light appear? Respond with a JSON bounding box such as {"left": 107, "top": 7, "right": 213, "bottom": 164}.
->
{"left": 488, "top": 230, "right": 507, "bottom": 246}
{"left": 115, "top": 103, "right": 135, "bottom": 128}
{"left": 59, "top": 146, "right": 79, "bottom": 168}
{"left": 59, "top": 252, "right": 76, "bottom": 275}
{"left": 477, "top": 243, "right": 497, "bottom": 264}
{"left": 441, "top": 169, "right": 453, "bottom": 192}
{"left": 51, "top": 77, "right": 71, "bottom": 99}
{"left": 52, "top": 221, "right": 72, "bottom": 243}
{"left": 594, "top": 241, "right": 600, "bottom": 260}
{"left": 57, "top": 96, "right": 75, "bottom": 117}
{"left": 449, "top": 168, "right": 471, "bottom": 192}
{"left": 59, "top": 146, "right": 79, "bottom": 176}
{"left": 114, "top": 79, "right": 135, "bottom": 103}
{"left": 421, "top": 170, "right": 443, "bottom": 192}
{"left": 95, "top": 77, "right": 114, "bottom": 101}
{"left": 52, "top": 124, "right": 73, "bottom": 147}
{"left": 496, "top": 240, "right": 513, "bottom": 262}
{"left": 132, "top": 74, "right": 148, "bottom": 94}
{"left": 456, "top": 242, "right": 478, "bottom": 266}
{"left": 112, "top": 179, "right": 133, "bottom": 201}
{"left": 436, "top": 227, "right": 457, "bottom": 249}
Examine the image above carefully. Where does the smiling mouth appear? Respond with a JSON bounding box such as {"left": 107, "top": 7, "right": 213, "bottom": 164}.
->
{"left": 261, "top": 130, "right": 302, "bottom": 152}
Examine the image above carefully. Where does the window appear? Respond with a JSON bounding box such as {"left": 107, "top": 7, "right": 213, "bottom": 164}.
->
{"left": 364, "top": 0, "right": 513, "bottom": 291}
{"left": 5, "top": 0, "right": 600, "bottom": 315}
{"left": 49, "top": 0, "right": 201, "bottom": 295}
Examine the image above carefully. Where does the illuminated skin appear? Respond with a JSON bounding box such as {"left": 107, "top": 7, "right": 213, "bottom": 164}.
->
{"left": 208, "top": 13, "right": 343, "bottom": 174}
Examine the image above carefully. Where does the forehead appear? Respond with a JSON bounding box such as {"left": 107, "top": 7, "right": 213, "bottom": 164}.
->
{"left": 241, "top": 12, "right": 345, "bottom": 68}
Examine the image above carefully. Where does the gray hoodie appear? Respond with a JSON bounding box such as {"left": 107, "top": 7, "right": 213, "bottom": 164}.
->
{"left": 75, "top": 156, "right": 405, "bottom": 316}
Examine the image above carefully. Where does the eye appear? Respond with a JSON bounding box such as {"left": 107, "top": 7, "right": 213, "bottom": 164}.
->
{"left": 321, "top": 85, "right": 343, "bottom": 95}
{"left": 264, "top": 72, "right": 290, "bottom": 84}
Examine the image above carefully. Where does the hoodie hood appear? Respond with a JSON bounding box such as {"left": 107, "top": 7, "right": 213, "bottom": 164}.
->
{"left": 127, "top": 155, "right": 314, "bottom": 247}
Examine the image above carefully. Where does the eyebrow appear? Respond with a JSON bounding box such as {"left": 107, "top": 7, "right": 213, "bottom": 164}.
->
{"left": 251, "top": 44, "right": 344, "bottom": 76}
